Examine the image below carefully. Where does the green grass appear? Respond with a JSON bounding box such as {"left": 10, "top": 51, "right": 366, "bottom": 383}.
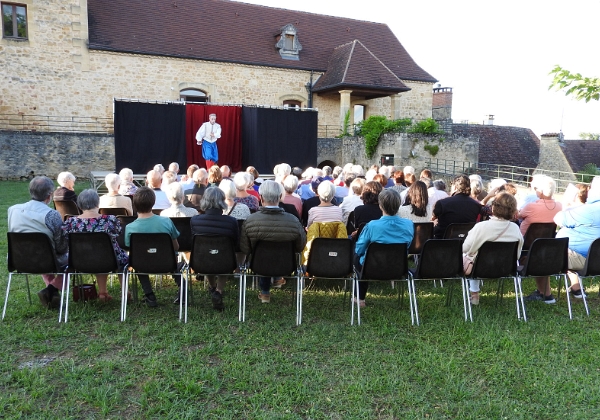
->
{"left": 1, "top": 180, "right": 600, "bottom": 419}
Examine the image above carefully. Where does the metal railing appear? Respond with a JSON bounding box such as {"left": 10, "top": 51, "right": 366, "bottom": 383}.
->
{"left": 0, "top": 114, "right": 113, "bottom": 133}
{"left": 424, "top": 158, "right": 593, "bottom": 192}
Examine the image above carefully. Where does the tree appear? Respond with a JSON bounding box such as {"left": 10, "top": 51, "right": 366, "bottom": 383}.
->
{"left": 549, "top": 65, "right": 600, "bottom": 102}
{"left": 579, "top": 132, "right": 600, "bottom": 140}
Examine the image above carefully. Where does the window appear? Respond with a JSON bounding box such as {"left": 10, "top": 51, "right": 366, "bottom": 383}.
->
{"left": 2, "top": 3, "right": 27, "bottom": 39}
{"left": 283, "top": 100, "right": 301, "bottom": 109}
{"left": 180, "top": 88, "right": 208, "bottom": 103}
{"left": 275, "top": 24, "right": 302, "bottom": 61}
{"left": 354, "top": 105, "right": 365, "bottom": 124}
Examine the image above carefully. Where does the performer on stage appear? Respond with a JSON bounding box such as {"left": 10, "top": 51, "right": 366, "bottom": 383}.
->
{"left": 195, "top": 113, "right": 221, "bottom": 169}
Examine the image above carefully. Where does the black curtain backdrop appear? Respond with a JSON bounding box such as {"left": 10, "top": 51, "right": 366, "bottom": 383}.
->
{"left": 114, "top": 101, "right": 187, "bottom": 174}
{"left": 241, "top": 107, "right": 318, "bottom": 175}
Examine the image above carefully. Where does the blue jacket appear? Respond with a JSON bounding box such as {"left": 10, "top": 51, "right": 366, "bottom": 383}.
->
{"left": 555, "top": 198, "right": 600, "bottom": 257}
{"left": 355, "top": 215, "right": 414, "bottom": 265}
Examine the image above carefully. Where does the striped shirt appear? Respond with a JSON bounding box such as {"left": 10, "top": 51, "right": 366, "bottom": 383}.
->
{"left": 307, "top": 205, "right": 343, "bottom": 228}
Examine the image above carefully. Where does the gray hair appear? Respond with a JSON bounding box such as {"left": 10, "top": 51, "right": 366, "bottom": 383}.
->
{"left": 433, "top": 179, "right": 446, "bottom": 191}
{"left": 165, "top": 182, "right": 184, "bottom": 205}
{"left": 118, "top": 168, "right": 134, "bottom": 183}
{"left": 317, "top": 180, "right": 336, "bottom": 203}
{"left": 351, "top": 165, "right": 364, "bottom": 177}
{"left": 283, "top": 175, "right": 299, "bottom": 194}
{"left": 30, "top": 176, "right": 55, "bottom": 201}
{"left": 219, "top": 179, "right": 237, "bottom": 200}
{"left": 233, "top": 171, "right": 252, "bottom": 191}
{"left": 193, "top": 168, "right": 208, "bottom": 184}
{"left": 105, "top": 173, "right": 121, "bottom": 193}
{"left": 274, "top": 163, "right": 291, "bottom": 177}
{"left": 162, "top": 170, "right": 178, "bottom": 187}
{"left": 258, "top": 180, "right": 281, "bottom": 205}
{"left": 332, "top": 166, "right": 343, "bottom": 179}
{"left": 403, "top": 166, "right": 415, "bottom": 176}
{"left": 379, "top": 165, "right": 391, "bottom": 178}
{"left": 470, "top": 179, "right": 484, "bottom": 197}
{"left": 77, "top": 189, "right": 100, "bottom": 211}
{"left": 153, "top": 164, "right": 165, "bottom": 174}
{"left": 57, "top": 171, "right": 75, "bottom": 187}
{"left": 533, "top": 174, "right": 556, "bottom": 198}
{"left": 379, "top": 188, "right": 401, "bottom": 215}
{"left": 322, "top": 165, "right": 332, "bottom": 176}
{"left": 168, "top": 162, "right": 179, "bottom": 173}
{"left": 200, "top": 186, "right": 227, "bottom": 211}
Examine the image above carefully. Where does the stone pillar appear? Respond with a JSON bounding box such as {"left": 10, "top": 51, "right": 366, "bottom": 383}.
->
{"left": 339, "top": 90, "right": 352, "bottom": 132}
{"left": 390, "top": 93, "right": 403, "bottom": 120}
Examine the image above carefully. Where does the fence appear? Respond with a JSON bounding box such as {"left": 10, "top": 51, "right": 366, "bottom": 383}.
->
{"left": 424, "top": 158, "right": 593, "bottom": 192}
{"left": 0, "top": 114, "right": 113, "bottom": 133}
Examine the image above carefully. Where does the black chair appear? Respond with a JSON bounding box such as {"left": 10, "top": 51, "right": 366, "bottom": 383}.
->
{"left": 443, "top": 222, "right": 476, "bottom": 240}
{"left": 517, "top": 237, "right": 573, "bottom": 320}
{"left": 466, "top": 241, "right": 522, "bottom": 320}
{"left": 60, "top": 232, "right": 123, "bottom": 323}
{"left": 3, "top": 232, "right": 65, "bottom": 321}
{"left": 573, "top": 238, "right": 600, "bottom": 316}
{"left": 99, "top": 207, "right": 129, "bottom": 216}
{"left": 353, "top": 242, "right": 413, "bottom": 326}
{"left": 345, "top": 210, "right": 355, "bottom": 236}
{"left": 116, "top": 215, "right": 137, "bottom": 251}
{"left": 521, "top": 223, "right": 556, "bottom": 257}
{"left": 185, "top": 235, "right": 239, "bottom": 322}
{"left": 240, "top": 241, "right": 302, "bottom": 324}
{"left": 409, "top": 239, "right": 467, "bottom": 325}
{"left": 169, "top": 217, "right": 193, "bottom": 253}
{"left": 304, "top": 238, "right": 354, "bottom": 324}
{"left": 122, "top": 233, "right": 178, "bottom": 321}
{"left": 54, "top": 200, "right": 81, "bottom": 220}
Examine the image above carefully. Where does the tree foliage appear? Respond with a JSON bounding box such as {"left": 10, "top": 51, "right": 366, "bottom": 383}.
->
{"left": 356, "top": 116, "right": 412, "bottom": 158}
{"left": 549, "top": 65, "right": 600, "bottom": 102}
{"left": 579, "top": 132, "right": 600, "bottom": 140}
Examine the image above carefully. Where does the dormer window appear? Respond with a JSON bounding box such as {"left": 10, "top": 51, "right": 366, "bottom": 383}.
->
{"left": 276, "top": 24, "right": 302, "bottom": 61}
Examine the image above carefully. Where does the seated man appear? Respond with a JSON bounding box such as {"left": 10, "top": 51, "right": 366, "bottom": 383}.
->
{"left": 125, "top": 187, "right": 181, "bottom": 307}
{"left": 146, "top": 169, "right": 170, "bottom": 210}
{"left": 8, "top": 176, "right": 68, "bottom": 308}
{"left": 180, "top": 164, "right": 199, "bottom": 192}
{"left": 554, "top": 176, "right": 600, "bottom": 298}
{"left": 240, "top": 180, "right": 306, "bottom": 304}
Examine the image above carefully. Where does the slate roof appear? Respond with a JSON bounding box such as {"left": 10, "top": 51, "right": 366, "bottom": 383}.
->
{"left": 87, "top": 0, "right": 436, "bottom": 83}
{"left": 452, "top": 125, "right": 541, "bottom": 168}
{"left": 312, "top": 40, "right": 410, "bottom": 97}
{"left": 561, "top": 140, "right": 600, "bottom": 173}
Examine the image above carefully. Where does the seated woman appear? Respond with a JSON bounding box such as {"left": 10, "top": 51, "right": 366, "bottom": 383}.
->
{"left": 63, "top": 189, "right": 129, "bottom": 302}
{"left": 462, "top": 192, "right": 523, "bottom": 305}
{"left": 233, "top": 172, "right": 260, "bottom": 212}
{"left": 306, "top": 180, "right": 343, "bottom": 228}
{"left": 54, "top": 171, "right": 77, "bottom": 202}
{"left": 118, "top": 168, "right": 138, "bottom": 196}
{"left": 207, "top": 165, "right": 222, "bottom": 188}
{"left": 350, "top": 181, "right": 383, "bottom": 240}
{"left": 190, "top": 187, "right": 240, "bottom": 310}
{"left": 354, "top": 189, "right": 414, "bottom": 307}
{"left": 397, "top": 180, "right": 432, "bottom": 223}
{"left": 219, "top": 179, "right": 250, "bottom": 220}
{"left": 282, "top": 175, "right": 302, "bottom": 217}
{"left": 160, "top": 183, "right": 198, "bottom": 217}
{"left": 99, "top": 173, "right": 133, "bottom": 215}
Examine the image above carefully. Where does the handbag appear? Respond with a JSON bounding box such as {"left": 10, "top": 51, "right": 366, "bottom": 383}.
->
{"left": 72, "top": 283, "right": 98, "bottom": 302}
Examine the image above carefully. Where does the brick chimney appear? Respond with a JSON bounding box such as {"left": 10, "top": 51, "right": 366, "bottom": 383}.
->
{"left": 432, "top": 86, "right": 453, "bottom": 121}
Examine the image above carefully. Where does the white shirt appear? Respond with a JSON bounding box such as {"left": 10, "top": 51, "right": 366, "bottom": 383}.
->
{"left": 196, "top": 122, "right": 222, "bottom": 143}
{"left": 339, "top": 194, "right": 363, "bottom": 224}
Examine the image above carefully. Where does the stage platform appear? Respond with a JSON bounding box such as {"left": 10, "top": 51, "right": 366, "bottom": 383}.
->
{"left": 89, "top": 171, "right": 146, "bottom": 192}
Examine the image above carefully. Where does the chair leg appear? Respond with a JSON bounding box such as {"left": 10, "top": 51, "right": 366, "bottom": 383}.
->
{"left": 238, "top": 272, "right": 247, "bottom": 322}
{"left": 296, "top": 274, "right": 302, "bottom": 326}
{"left": 577, "top": 273, "right": 590, "bottom": 317}
{"left": 410, "top": 278, "right": 420, "bottom": 326}
{"left": 516, "top": 275, "right": 527, "bottom": 322}
{"left": 2, "top": 273, "right": 13, "bottom": 320}
{"left": 121, "top": 272, "right": 130, "bottom": 322}
{"left": 564, "top": 274, "right": 573, "bottom": 320}
{"left": 462, "top": 277, "right": 472, "bottom": 322}
{"left": 58, "top": 273, "right": 70, "bottom": 323}
{"left": 25, "top": 274, "right": 32, "bottom": 305}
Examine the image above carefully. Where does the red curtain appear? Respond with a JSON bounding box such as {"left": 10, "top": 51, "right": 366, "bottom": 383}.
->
{"left": 185, "top": 104, "right": 242, "bottom": 171}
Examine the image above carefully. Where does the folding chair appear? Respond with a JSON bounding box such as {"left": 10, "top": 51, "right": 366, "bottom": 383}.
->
{"left": 303, "top": 238, "right": 354, "bottom": 324}
{"left": 3, "top": 232, "right": 66, "bottom": 320}
{"left": 573, "top": 238, "right": 600, "bottom": 315}
{"left": 518, "top": 237, "right": 577, "bottom": 320}
{"left": 54, "top": 200, "right": 81, "bottom": 220}
{"left": 466, "top": 241, "right": 522, "bottom": 320}
{"left": 169, "top": 217, "right": 193, "bottom": 275}
{"left": 352, "top": 242, "right": 413, "bottom": 326}
{"left": 521, "top": 222, "right": 556, "bottom": 258}
{"left": 122, "top": 233, "right": 178, "bottom": 321}
{"left": 443, "top": 222, "right": 476, "bottom": 240}
{"left": 409, "top": 239, "right": 468, "bottom": 325}
{"left": 186, "top": 235, "right": 239, "bottom": 323}
{"left": 99, "top": 207, "right": 129, "bottom": 216}
{"left": 116, "top": 215, "right": 137, "bottom": 251}
{"left": 240, "top": 241, "right": 302, "bottom": 324}
{"left": 60, "top": 232, "right": 123, "bottom": 323}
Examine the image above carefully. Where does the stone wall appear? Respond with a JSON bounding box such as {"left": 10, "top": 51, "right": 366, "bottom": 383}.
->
{"left": 0, "top": 131, "right": 114, "bottom": 180}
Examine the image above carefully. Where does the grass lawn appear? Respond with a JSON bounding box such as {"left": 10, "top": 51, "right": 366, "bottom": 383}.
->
{"left": 1, "top": 180, "right": 599, "bottom": 419}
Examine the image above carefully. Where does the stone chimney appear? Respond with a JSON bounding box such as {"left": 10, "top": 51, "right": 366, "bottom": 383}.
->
{"left": 432, "top": 86, "right": 453, "bottom": 121}
{"left": 537, "top": 133, "right": 575, "bottom": 178}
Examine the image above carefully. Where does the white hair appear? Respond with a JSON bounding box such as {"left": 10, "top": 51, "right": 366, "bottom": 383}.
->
{"left": 259, "top": 180, "right": 282, "bottom": 205}
{"left": 317, "top": 180, "right": 336, "bottom": 203}
{"left": 532, "top": 174, "right": 556, "bottom": 197}
{"left": 165, "top": 182, "right": 184, "bottom": 205}
{"left": 219, "top": 179, "right": 237, "bottom": 200}
{"left": 57, "top": 171, "right": 76, "bottom": 187}
{"left": 153, "top": 164, "right": 165, "bottom": 174}
{"left": 162, "top": 171, "right": 178, "bottom": 187}
{"left": 379, "top": 165, "right": 391, "bottom": 178}
{"left": 104, "top": 173, "right": 121, "bottom": 193}
{"left": 233, "top": 172, "right": 252, "bottom": 191}
{"left": 193, "top": 168, "right": 208, "bottom": 184}
{"left": 168, "top": 162, "right": 179, "bottom": 173}
{"left": 351, "top": 165, "right": 364, "bottom": 177}
{"left": 403, "top": 166, "right": 415, "bottom": 175}
{"left": 283, "top": 175, "right": 299, "bottom": 194}
{"left": 365, "top": 169, "right": 377, "bottom": 182}
{"left": 119, "top": 168, "right": 134, "bottom": 183}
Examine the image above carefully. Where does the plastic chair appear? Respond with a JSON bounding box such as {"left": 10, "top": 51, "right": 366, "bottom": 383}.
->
{"left": 99, "top": 207, "right": 129, "bottom": 216}
{"left": 443, "top": 222, "right": 476, "bottom": 240}
{"left": 517, "top": 237, "right": 576, "bottom": 320}
{"left": 466, "top": 241, "right": 522, "bottom": 320}
{"left": 185, "top": 235, "right": 239, "bottom": 323}
{"left": 60, "top": 232, "right": 123, "bottom": 323}
{"left": 116, "top": 215, "right": 137, "bottom": 251}
{"left": 122, "top": 233, "right": 178, "bottom": 321}
{"left": 409, "top": 239, "right": 467, "bottom": 325}
{"left": 406, "top": 222, "right": 435, "bottom": 287}
{"left": 345, "top": 210, "right": 355, "bottom": 236}
{"left": 3, "top": 232, "right": 65, "bottom": 320}
{"left": 521, "top": 223, "right": 556, "bottom": 257}
{"left": 353, "top": 242, "right": 413, "bottom": 326}
{"left": 54, "top": 200, "right": 81, "bottom": 220}
{"left": 574, "top": 238, "right": 600, "bottom": 315}
{"left": 169, "top": 217, "right": 193, "bottom": 253}
{"left": 304, "top": 238, "right": 355, "bottom": 324}
{"left": 240, "top": 241, "right": 302, "bottom": 324}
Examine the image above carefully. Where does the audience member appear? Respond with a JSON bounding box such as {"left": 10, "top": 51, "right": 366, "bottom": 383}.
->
{"left": 391, "top": 170, "right": 407, "bottom": 194}
{"left": 233, "top": 172, "right": 260, "bottom": 212}
{"left": 207, "top": 165, "right": 223, "bottom": 188}
{"left": 118, "top": 168, "right": 138, "bottom": 195}
{"left": 168, "top": 162, "right": 180, "bottom": 180}
{"left": 146, "top": 169, "right": 170, "bottom": 210}
{"left": 180, "top": 164, "right": 199, "bottom": 192}
{"left": 282, "top": 175, "right": 302, "bottom": 216}
{"left": 307, "top": 181, "right": 343, "bottom": 228}
{"left": 99, "top": 173, "right": 133, "bottom": 215}
{"left": 428, "top": 179, "right": 449, "bottom": 209}
{"left": 340, "top": 178, "right": 365, "bottom": 224}
{"left": 160, "top": 183, "right": 198, "bottom": 217}
{"left": 432, "top": 175, "right": 482, "bottom": 238}
{"left": 8, "top": 176, "right": 68, "bottom": 308}
{"left": 351, "top": 181, "right": 383, "bottom": 241}
{"left": 372, "top": 173, "right": 388, "bottom": 189}
{"left": 220, "top": 165, "right": 232, "bottom": 180}
{"left": 161, "top": 170, "right": 178, "bottom": 191}
{"left": 189, "top": 168, "right": 208, "bottom": 209}
{"left": 153, "top": 164, "right": 165, "bottom": 175}
{"left": 54, "top": 171, "right": 77, "bottom": 202}
{"left": 219, "top": 179, "right": 250, "bottom": 220}
{"left": 398, "top": 180, "right": 432, "bottom": 223}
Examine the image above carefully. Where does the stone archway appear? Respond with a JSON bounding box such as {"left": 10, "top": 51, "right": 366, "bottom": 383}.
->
{"left": 318, "top": 160, "right": 337, "bottom": 168}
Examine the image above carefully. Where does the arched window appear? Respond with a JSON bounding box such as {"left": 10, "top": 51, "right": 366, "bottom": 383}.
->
{"left": 180, "top": 89, "right": 209, "bottom": 103}
{"left": 283, "top": 100, "right": 301, "bottom": 109}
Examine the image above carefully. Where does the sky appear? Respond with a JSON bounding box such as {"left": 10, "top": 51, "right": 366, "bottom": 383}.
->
{"left": 235, "top": 0, "right": 600, "bottom": 139}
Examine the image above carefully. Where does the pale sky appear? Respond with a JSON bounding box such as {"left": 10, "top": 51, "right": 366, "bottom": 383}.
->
{"left": 236, "top": 0, "right": 600, "bottom": 139}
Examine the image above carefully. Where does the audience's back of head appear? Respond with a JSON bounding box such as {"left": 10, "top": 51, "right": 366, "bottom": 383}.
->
{"left": 452, "top": 175, "right": 471, "bottom": 195}
{"left": 168, "top": 162, "right": 179, "bottom": 174}
{"left": 492, "top": 192, "right": 517, "bottom": 220}
{"left": 283, "top": 175, "right": 299, "bottom": 194}
{"left": 200, "top": 187, "right": 227, "bottom": 212}
{"left": 146, "top": 170, "right": 162, "bottom": 188}
{"left": 105, "top": 173, "right": 121, "bottom": 193}
{"left": 361, "top": 181, "right": 383, "bottom": 205}
{"left": 119, "top": 168, "right": 134, "bottom": 184}
{"left": 133, "top": 187, "right": 156, "bottom": 213}
{"left": 30, "top": 176, "right": 55, "bottom": 201}
{"left": 379, "top": 188, "right": 401, "bottom": 215}
{"left": 193, "top": 168, "right": 208, "bottom": 185}
{"left": 166, "top": 182, "right": 185, "bottom": 205}
{"left": 77, "top": 189, "right": 100, "bottom": 211}
{"left": 317, "top": 180, "right": 336, "bottom": 203}
{"left": 162, "top": 171, "right": 178, "bottom": 187}
{"left": 219, "top": 179, "right": 237, "bottom": 200}
{"left": 350, "top": 178, "right": 365, "bottom": 196}
{"left": 187, "top": 164, "right": 200, "bottom": 179}
{"left": 259, "top": 180, "right": 282, "bottom": 205}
